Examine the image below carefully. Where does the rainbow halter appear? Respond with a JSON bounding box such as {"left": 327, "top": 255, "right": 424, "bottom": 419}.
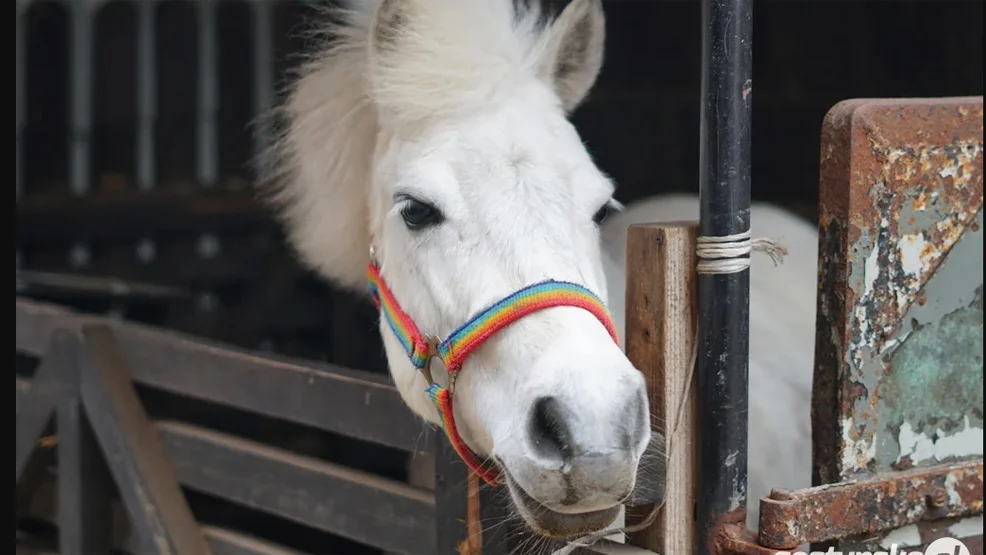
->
{"left": 366, "top": 250, "right": 620, "bottom": 486}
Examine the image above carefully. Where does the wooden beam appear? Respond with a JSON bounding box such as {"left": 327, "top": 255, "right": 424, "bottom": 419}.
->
{"left": 432, "top": 437, "right": 512, "bottom": 555}
{"left": 201, "top": 526, "right": 309, "bottom": 555}
{"left": 16, "top": 189, "right": 274, "bottom": 243}
{"left": 111, "top": 322, "right": 434, "bottom": 454}
{"left": 57, "top": 369, "right": 114, "bottom": 555}
{"left": 15, "top": 298, "right": 77, "bottom": 357}
{"left": 79, "top": 324, "right": 213, "bottom": 555}
{"left": 156, "top": 421, "right": 436, "bottom": 555}
{"left": 624, "top": 222, "right": 700, "bottom": 554}
{"left": 15, "top": 329, "right": 75, "bottom": 481}
{"left": 15, "top": 298, "right": 435, "bottom": 454}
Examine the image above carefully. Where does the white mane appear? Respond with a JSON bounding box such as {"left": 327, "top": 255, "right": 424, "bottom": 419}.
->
{"left": 263, "top": 0, "right": 601, "bottom": 292}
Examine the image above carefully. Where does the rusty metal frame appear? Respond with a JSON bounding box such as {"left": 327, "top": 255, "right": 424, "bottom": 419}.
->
{"left": 810, "top": 97, "right": 984, "bottom": 552}
{"left": 758, "top": 459, "right": 983, "bottom": 549}
{"left": 708, "top": 97, "right": 985, "bottom": 555}
{"left": 715, "top": 460, "right": 984, "bottom": 555}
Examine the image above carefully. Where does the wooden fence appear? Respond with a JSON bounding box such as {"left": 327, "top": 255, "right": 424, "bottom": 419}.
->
{"left": 16, "top": 297, "right": 671, "bottom": 555}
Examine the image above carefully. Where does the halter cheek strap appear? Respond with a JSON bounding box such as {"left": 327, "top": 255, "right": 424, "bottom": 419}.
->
{"left": 367, "top": 258, "right": 620, "bottom": 486}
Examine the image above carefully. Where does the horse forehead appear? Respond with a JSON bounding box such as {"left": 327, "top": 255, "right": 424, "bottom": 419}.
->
{"left": 451, "top": 127, "right": 588, "bottom": 197}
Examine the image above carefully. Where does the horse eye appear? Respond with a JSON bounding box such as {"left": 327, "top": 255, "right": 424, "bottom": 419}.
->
{"left": 400, "top": 199, "right": 444, "bottom": 230}
{"left": 593, "top": 202, "right": 615, "bottom": 225}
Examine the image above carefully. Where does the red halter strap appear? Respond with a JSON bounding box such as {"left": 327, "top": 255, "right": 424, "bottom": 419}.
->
{"left": 367, "top": 257, "right": 620, "bottom": 486}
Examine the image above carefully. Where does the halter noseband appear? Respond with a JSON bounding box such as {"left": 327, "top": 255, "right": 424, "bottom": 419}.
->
{"left": 366, "top": 247, "right": 620, "bottom": 486}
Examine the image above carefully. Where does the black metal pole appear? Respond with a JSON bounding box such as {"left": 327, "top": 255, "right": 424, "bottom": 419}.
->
{"left": 696, "top": 0, "right": 753, "bottom": 552}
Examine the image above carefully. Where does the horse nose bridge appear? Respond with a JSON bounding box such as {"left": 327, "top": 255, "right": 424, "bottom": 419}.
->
{"left": 568, "top": 377, "right": 650, "bottom": 454}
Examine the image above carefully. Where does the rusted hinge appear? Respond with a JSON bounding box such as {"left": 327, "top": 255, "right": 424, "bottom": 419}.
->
{"left": 757, "top": 459, "right": 983, "bottom": 550}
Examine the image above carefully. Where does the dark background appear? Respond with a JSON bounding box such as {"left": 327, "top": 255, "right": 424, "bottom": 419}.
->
{"left": 15, "top": 1, "right": 984, "bottom": 553}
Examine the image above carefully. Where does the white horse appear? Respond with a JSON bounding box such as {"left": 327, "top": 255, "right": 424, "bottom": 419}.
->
{"left": 265, "top": 0, "right": 816, "bottom": 542}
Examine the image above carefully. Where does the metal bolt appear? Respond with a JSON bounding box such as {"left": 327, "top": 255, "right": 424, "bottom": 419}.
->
{"left": 769, "top": 488, "right": 795, "bottom": 501}
{"left": 136, "top": 238, "right": 156, "bottom": 263}
{"left": 927, "top": 487, "right": 947, "bottom": 509}
{"left": 68, "top": 243, "right": 91, "bottom": 268}
{"left": 196, "top": 233, "right": 221, "bottom": 259}
{"left": 195, "top": 292, "right": 219, "bottom": 313}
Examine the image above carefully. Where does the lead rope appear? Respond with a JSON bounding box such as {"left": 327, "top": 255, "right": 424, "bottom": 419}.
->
{"left": 553, "top": 230, "right": 787, "bottom": 555}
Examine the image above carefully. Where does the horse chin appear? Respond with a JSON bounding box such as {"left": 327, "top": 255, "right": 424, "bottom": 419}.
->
{"left": 503, "top": 470, "right": 621, "bottom": 542}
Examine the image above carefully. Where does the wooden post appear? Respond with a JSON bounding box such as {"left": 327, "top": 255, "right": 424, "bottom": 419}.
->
{"left": 433, "top": 437, "right": 512, "bottom": 555}
{"left": 624, "top": 222, "right": 700, "bottom": 555}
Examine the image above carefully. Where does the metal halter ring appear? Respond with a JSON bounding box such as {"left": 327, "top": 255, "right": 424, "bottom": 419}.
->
{"left": 421, "top": 334, "right": 450, "bottom": 390}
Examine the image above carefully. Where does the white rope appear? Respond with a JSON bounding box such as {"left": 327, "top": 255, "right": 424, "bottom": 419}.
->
{"left": 696, "top": 230, "right": 787, "bottom": 275}
{"left": 552, "top": 229, "right": 787, "bottom": 555}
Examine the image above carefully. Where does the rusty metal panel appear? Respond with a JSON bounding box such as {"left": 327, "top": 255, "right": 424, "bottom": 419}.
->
{"left": 757, "top": 459, "right": 983, "bottom": 549}
{"left": 814, "top": 97, "right": 984, "bottom": 551}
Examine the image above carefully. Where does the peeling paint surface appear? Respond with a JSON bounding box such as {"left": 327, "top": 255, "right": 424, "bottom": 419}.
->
{"left": 813, "top": 97, "right": 984, "bottom": 551}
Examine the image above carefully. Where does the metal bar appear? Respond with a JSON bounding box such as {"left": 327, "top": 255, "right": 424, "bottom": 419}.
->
{"left": 757, "top": 459, "right": 984, "bottom": 549}
{"left": 69, "top": 2, "right": 95, "bottom": 196}
{"left": 196, "top": 0, "right": 218, "bottom": 187}
{"left": 696, "top": 0, "right": 754, "bottom": 552}
{"left": 251, "top": 0, "right": 274, "bottom": 163}
{"left": 16, "top": 3, "right": 26, "bottom": 201}
{"left": 136, "top": 1, "right": 158, "bottom": 191}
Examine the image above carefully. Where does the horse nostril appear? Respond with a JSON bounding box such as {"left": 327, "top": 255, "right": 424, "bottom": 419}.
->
{"left": 528, "top": 396, "right": 574, "bottom": 462}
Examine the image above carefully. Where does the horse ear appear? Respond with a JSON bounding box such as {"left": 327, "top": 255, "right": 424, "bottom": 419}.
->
{"left": 368, "top": 0, "right": 410, "bottom": 57}
{"left": 537, "top": 0, "right": 606, "bottom": 113}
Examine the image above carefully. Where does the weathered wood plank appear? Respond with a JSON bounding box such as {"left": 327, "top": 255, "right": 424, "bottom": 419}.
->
{"left": 16, "top": 393, "right": 55, "bottom": 522}
{"left": 624, "top": 223, "right": 697, "bottom": 553}
{"left": 202, "top": 526, "right": 309, "bottom": 555}
{"left": 18, "top": 482, "right": 313, "bottom": 555}
{"left": 15, "top": 298, "right": 76, "bottom": 357}
{"left": 57, "top": 381, "right": 114, "bottom": 555}
{"left": 432, "top": 437, "right": 512, "bottom": 555}
{"left": 16, "top": 377, "right": 31, "bottom": 417}
{"left": 15, "top": 298, "right": 434, "bottom": 454}
{"left": 571, "top": 540, "right": 665, "bottom": 555}
{"left": 16, "top": 189, "right": 274, "bottom": 242}
{"left": 112, "top": 322, "right": 434, "bottom": 454}
{"left": 156, "top": 420, "right": 436, "bottom": 555}
{"left": 79, "top": 324, "right": 213, "bottom": 555}
{"left": 16, "top": 330, "right": 73, "bottom": 481}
